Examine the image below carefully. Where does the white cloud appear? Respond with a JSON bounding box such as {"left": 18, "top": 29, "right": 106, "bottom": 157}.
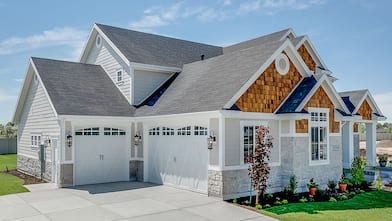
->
{"left": 130, "top": 2, "right": 228, "bottom": 31}
{"left": 238, "top": 0, "right": 262, "bottom": 13}
{"left": 374, "top": 92, "right": 392, "bottom": 122}
{"left": 0, "top": 27, "right": 88, "bottom": 56}
{"left": 238, "top": 0, "right": 326, "bottom": 14}
{"left": 13, "top": 78, "right": 23, "bottom": 82}
{"left": 221, "top": 0, "right": 232, "bottom": 6}
{"left": 0, "top": 90, "right": 17, "bottom": 102}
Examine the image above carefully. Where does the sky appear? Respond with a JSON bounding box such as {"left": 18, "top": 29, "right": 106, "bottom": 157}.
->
{"left": 0, "top": 0, "right": 391, "bottom": 124}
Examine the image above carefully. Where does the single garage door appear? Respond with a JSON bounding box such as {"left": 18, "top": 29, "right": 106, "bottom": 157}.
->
{"left": 75, "top": 127, "right": 129, "bottom": 185}
{"left": 147, "top": 126, "right": 208, "bottom": 193}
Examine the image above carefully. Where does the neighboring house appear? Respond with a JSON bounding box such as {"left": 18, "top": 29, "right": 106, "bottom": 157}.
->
{"left": 13, "top": 24, "right": 386, "bottom": 199}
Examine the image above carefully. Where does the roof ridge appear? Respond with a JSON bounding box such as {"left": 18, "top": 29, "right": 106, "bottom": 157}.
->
{"left": 31, "top": 57, "right": 101, "bottom": 67}
{"left": 96, "top": 23, "right": 222, "bottom": 49}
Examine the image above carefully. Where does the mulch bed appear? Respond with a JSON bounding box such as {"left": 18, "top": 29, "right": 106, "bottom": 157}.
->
{"left": 2, "top": 170, "right": 46, "bottom": 185}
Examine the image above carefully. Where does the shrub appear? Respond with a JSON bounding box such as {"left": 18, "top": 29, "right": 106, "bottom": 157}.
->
{"left": 372, "top": 176, "right": 383, "bottom": 190}
{"left": 282, "top": 199, "right": 289, "bottom": 204}
{"left": 264, "top": 204, "right": 271, "bottom": 208}
{"left": 351, "top": 157, "right": 367, "bottom": 187}
{"left": 255, "top": 204, "right": 262, "bottom": 210}
{"left": 329, "top": 197, "right": 337, "bottom": 202}
{"left": 359, "top": 189, "right": 365, "bottom": 193}
{"left": 232, "top": 198, "right": 238, "bottom": 204}
{"left": 349, "top": 191, "right": 356, "bottom": 197}
{"left": 342, "top": 195, "right": 348, "bottom": 200}
{"left": 299, "top": 197, "right": 307, "bottom": 203}
{"left": 327, "top": 180, "right": 337, "bottom": 191}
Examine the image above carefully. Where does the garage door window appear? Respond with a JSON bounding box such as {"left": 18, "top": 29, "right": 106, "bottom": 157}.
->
{"left": 149, "top": 127, "right": 160, "bottom": 135}
{"left": 177, "top": 126, "right": 191, "bottom": 136}
{"left": 162, "top": 127, "right": 174, "bottom": 136}
{"left": 75, "top": 128, "right": 100, "bottom": 136}
{"left": 194, "top": 126, "right": 207, "bottom": 136}
{"left": 104, "top": 127, "right": 126, "bottom": 136}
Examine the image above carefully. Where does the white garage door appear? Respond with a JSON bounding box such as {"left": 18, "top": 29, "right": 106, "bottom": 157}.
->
{"left": 147, "top": 126, "right": 208, "bottom": 193}
{"left": 75, "top": 127, "right": 129, "bottom": 185}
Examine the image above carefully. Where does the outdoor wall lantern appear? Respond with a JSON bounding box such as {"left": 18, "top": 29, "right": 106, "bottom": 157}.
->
{"left": 66, "top": 135, "right": 72, "bottom": 148}
{"left": 207, "top": 130, "right": 217, "bottom": 150}
{"left": 134, "top": 132, "right": 142, "bottom": 146}
{"left": 44, "top": 135, "right": 51, "bottom": 147}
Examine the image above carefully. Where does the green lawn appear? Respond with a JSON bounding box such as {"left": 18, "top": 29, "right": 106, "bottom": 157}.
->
{"left": 0, "top": 154, "right": 29, "bottom": 196}
{"left": 261, "top": 191, "right": 392, "bottom": 221}
{"left": 0, "top": 173, "right": 28, "bottom": 196}
{"left": 0, "top": 154, "right": 17, "bottom": 171}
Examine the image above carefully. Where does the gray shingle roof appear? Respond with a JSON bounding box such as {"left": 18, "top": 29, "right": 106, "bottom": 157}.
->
{"left": 136, "top": 39, "right": 285, "bottom": 116}
{"left": 223, "top": 28, "right": 290, "bottom": 54}
{"left": 339, "top": 90, "right": 368, "bottom": 113}
{"left": 96, "top": 24, "right": 223, "bottom": 68}
{"left": 291, "top": 36, "right": 305, "bottom": 48}
{"left": 32, "top": 57, "right": 135, "bottom": 117}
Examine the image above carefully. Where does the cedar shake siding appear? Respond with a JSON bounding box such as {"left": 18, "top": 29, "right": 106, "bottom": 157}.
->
{"left": 296, "top": 87, "right": 340, "bottom": 133}
{"left": 235, "top": 57, "right": 302, "bottom": 113}
{"left": 297, "top": 45, "right": 316, "bottom": 72}
{"left": 357, "top": 100, "right": 372, "bottom": 120}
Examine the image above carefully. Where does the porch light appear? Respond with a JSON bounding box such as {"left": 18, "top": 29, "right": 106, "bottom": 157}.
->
{"left": 134, "top": 132, "right": 142, "bottom": 146}
{"left": 44, "top": 135, "right": 51, "bottom": 147}
{"left": 66, "top": 135, "right": 72, "bottom": 148}
{"left": 207, "top": 131, "right": 216, "bottom": 150}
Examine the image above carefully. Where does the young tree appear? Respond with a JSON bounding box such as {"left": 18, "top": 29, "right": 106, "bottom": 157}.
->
{"left": 248, "top": 125, "right": 274, "bottom": 206}
{"left": 0, "top": 122, "right": 17, "bottom": 138}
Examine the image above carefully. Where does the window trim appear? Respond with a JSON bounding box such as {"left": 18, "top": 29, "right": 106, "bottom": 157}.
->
{"left": 308, "top": 107, "right": 330, "bottom": 166}
{"left": 240, "top": 121, "right": 268, "bottom": 166}
{"left": 116, "top": 69, "right": 124, "bottom": 83}
{"left": 75, "top": 127, "right": 100, "bottom": 136}
{"left": 31, "top": 133, "right": 42, "bottom": 150}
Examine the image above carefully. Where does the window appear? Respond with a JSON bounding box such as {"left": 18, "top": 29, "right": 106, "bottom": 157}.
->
{"left": 116, "top": 70, "right": 123, "bottom": 83}
{"left": 95, "top": 35, "right": 102, "bottom": 47}
{"left": 31, "top": 135, "right": 41, "bottom": 149}
{"left": 177, "top": 126, "right": 191, "bottom": 136}
{"left": 194, "top": 126, "right": 208, "bottom": 136}
{"left": 75, "top": 127, "right": 100, "bottom": 136}
{"left": 162, "top": 127, "right": 174, "bottom": 136}
{"left": 149, "top": 127, "right": 160, "bottom": 135}
{"left": 104, "top": 127, "right": 126, "bottom": 136}
{"left": 243, "top": 126, "right": 255, "bottom": 163}
{"left": 310, "top": 109, "right": 329, "bottom": 163}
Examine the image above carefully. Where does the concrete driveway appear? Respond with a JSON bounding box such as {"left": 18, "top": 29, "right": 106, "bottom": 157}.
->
{"left": 0, "top": 182, "right": 277, "bottom": 221}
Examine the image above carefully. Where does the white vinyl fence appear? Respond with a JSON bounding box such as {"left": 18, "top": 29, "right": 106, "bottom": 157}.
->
{"left": 0, "top": 138, "right": 17, "bottom": 154}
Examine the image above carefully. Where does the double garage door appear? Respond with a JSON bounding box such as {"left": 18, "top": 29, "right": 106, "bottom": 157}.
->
{"left": 147, "top": 126, "right": 209, "bottom": 193}
{"left": 74, "top": 127, "right": 129, "bottom": 186}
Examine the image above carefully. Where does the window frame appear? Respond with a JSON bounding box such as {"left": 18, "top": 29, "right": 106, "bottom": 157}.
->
{"left": 240, "top": 121, "right": 268, "bottom": 165}
{"left": 308, "top": 107, "right": 330, "bottom": 166}
{"left": 30, "top": 133, "right": 42, "bottom": 150}
{"left": 194, "top": 126, "right": 208, "bottom": 136}
{"left": 116, "top": 69, "right": 123, "bottom": 83}
{"left": 75, "top": 127, "right": 100, "bottom": 136}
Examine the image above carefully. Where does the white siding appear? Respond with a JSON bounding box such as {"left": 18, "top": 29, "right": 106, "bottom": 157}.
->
{"left": 86, "top": 38, "right": 131, "bottom": 101}
{"left": 17, "top": 74, "right": 60, "bottom": 161}
{"left": 134, "top": 70, "right": 171, "bottom": 105}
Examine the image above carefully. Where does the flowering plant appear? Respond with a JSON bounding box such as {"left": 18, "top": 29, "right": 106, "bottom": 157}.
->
{"left": 307, "top": 178, "right": 319, "bottom": 189}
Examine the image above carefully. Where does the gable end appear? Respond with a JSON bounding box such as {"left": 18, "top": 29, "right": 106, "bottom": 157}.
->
{"left": 235, "top": 54, "right": 302, "bottom": 113}
{"left": 357, "top": 99, "right": 372, "bottom": 120}
{"left": 297, "top": 44, "right": 316, "bottom": 72}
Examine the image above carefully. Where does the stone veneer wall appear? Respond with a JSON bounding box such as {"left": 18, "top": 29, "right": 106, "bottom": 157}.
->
{"left": 129, "top": 160, "right": 144, "bottom": 181}
{"left": 17, "top": 154, "right": 52, "bottom": 181}
{"left": 208, "top": 170, "right": 223, "bottom": 197}
{"left": 59, "top": 164, "right": 73, "bottom": 187}
{"left": 210, "top": 136, "right": 342, "bottom": 199}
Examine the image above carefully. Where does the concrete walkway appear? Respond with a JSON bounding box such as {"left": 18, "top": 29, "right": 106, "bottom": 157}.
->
{"left": 0, "top": 182, "right": 277, "bottom": 221}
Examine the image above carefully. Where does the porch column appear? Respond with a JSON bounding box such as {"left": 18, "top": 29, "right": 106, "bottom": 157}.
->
{"left": 342, "top": 121, "right": 354, "bottom": 168}
{"left": 365, "top": 122, "right": 377, "bottom": 166}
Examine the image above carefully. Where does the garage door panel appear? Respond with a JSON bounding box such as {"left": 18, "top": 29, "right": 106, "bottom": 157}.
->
{"left": 75, "top": 127, "right": 129, "bottom": 186}
{"left": 148, "top": 134, "right": 208, "bottom": 193}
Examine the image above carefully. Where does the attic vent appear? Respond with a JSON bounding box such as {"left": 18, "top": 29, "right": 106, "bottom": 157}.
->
{"left": 200, "top": 54, "right": 205, "bottom": 60}
{"left": 275, "top": 53, "right": 290, "bottom": 75}
{"left": 95, "top": 35, "right": 102, "bottom": 48}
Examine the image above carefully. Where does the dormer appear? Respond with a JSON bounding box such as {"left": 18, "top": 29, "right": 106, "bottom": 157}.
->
{"left": 79, "top": 23, "right": 222, "bottom": 106}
